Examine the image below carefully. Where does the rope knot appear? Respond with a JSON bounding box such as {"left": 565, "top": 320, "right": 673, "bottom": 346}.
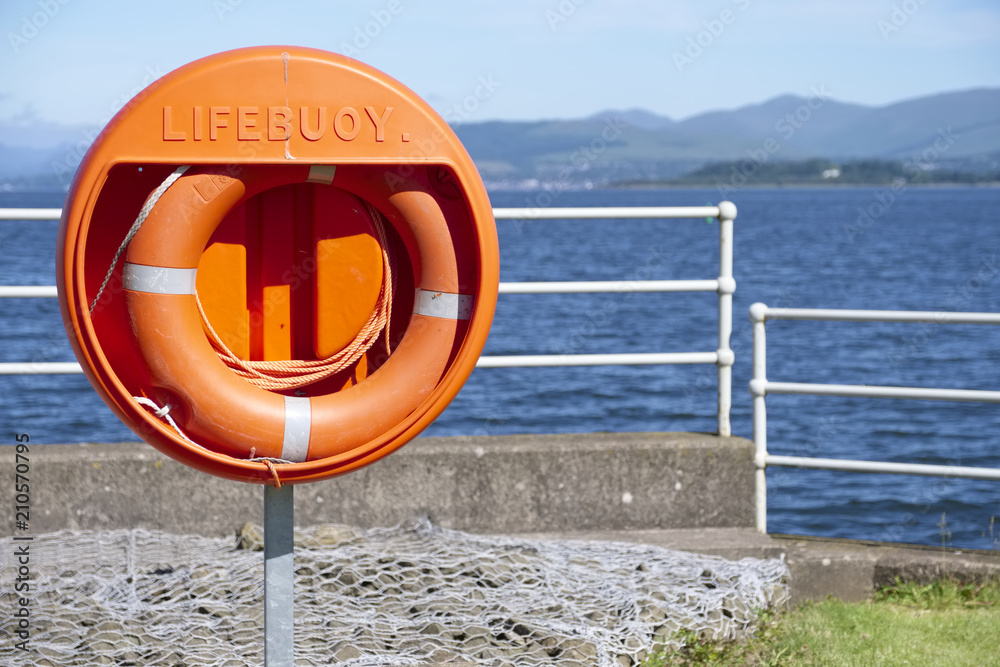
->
{"left": 265, "top": 460, "right": 282, "bottom": 488}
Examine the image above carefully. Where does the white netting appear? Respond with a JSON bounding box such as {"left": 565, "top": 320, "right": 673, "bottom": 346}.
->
{"left": 1, "top": 520, "right": 789, "bottom": 666}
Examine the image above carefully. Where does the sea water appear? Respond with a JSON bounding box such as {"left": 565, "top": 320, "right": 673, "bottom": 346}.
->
{"left": 1, "top": 186, "right": 998, "bottom": 549}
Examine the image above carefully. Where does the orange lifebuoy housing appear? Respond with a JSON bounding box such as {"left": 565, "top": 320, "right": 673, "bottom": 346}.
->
{"left": 57, "top": 47, "right": 499, "bottom": 484}
{"left": 123, "top": 163, "right": 476, "bottom": 463}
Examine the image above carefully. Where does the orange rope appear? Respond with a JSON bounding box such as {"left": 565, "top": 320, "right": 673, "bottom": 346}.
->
{"left": 264, "top": 460, "right": 282, "bottom": 488}
{"left": 198, "top": 202, "right": 396, "bottom": 391}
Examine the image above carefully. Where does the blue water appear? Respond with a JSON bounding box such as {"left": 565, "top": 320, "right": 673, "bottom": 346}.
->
{"left": 2, "top": 186, "right": 998, "bottom": 550}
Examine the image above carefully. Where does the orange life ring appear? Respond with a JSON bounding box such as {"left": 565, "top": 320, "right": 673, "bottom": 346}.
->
{"left": 58, "top": 47, "right": 499, "bottom": 485}
{"left": 122, "top": 163, "right": 480, "bottom": 464}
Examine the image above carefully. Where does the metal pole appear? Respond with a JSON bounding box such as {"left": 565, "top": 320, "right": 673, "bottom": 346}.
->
{"left": 492, "top": 205, "right": 721, "bottom": 220}
{"left": 756, "top": 307, "right": 1000, "bottom": 325}
{"left": 716, "top": 201, "right": 736, "bottom": 437}
{"left": 764, "top": 382, "right": 1000, "bottom": 404}
{"left": 749, "top": 303, "right": 768, "bottom": 533}
{"left": 0, "top": 207, "right": 62, "bottom": 220}
{"left": 476, "top": 351, "right": 719, "bottom": 368}
{"left": 264, "top": 484, "right": 295, "bottom": 666}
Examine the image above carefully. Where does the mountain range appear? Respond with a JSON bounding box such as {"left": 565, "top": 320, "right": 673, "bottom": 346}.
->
{"left": 452, "top": 88, "right": 1000, "bottom": 187}
{"left": 1, "top": 88, "right": 997, "bottom": 189}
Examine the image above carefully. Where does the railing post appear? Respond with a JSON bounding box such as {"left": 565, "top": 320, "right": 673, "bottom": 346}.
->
{"left": 716, "top": 202, "right": 737, "bottom": 437}
{"left": 264, "top": 484, "right": 295, "bottom": 666}
{"left": 749, "top": 303, "right": 769, "bottom": 533}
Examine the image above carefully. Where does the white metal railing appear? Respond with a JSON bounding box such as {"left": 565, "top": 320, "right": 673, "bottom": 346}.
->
{"left": 0, "top": 208, "right": 62, "bottom": 220}
{"left": 749, "top": 303, "right": 1000, "bottom": 533}
{"left": 1, "top": 203, "right": 736, "bottom": 435}
{"left": 0, "top": 286, "right": 58, "bottom": 297}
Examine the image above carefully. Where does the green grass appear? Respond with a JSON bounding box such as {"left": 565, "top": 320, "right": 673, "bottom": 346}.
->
{"left": 642, "top": 578, "right": 1000, "bottom": 666}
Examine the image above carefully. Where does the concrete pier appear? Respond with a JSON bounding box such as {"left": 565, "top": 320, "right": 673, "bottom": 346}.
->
{"left": 5, "top": 432, "right": 997, "bottom": 603}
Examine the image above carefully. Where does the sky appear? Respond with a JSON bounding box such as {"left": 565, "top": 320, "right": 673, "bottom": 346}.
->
{"left": 0, "top": 0, "right": 998, "bottom": 132}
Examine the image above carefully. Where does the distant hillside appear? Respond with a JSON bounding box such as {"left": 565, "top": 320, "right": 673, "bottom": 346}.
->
{"left": 644, "top": 158, "right": 1000, "bottom": 189}
{"left": 1, "top": 88, "right": 997, "bottom": 190}
{"left": 451, "top": 88, "right": 1000, "bottom": 188}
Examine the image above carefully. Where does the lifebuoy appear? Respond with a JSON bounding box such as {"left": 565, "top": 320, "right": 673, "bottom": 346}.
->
{"left": 58, "top": 47, "right": 498, "bottom": 484}
{"left": 121, "top": 163, "right": 481, "bottom": 463}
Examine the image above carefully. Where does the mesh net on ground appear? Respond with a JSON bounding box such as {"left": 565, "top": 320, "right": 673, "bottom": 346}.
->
{"left": 1, "top": 520, "right": 789, "bottom": 666}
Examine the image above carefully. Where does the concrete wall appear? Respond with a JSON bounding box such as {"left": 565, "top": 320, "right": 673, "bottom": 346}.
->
{"left": 10, "top": 433, "right": 998, "bottom": 603}
{"left": 7, "top": 432, "right": 754, "bottom": 538}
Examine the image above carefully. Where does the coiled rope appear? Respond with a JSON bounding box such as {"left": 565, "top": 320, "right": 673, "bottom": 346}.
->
{"left": 133, "top": 396, "right": 292, "bottom": 481}
{"left": 96, "top": 165, "right": 396, "bottom": 392}
{"left": 89, "top": 165, "right": 401, "bottom": 479}
{"left": 93, "top": 166, "right": 400, "bottom": 479}
{"left": 199, "top": 199, "right": 396, "bottom": 391}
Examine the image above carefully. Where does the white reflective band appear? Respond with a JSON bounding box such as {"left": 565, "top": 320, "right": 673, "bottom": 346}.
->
{"left": 306, "top": 165, "right": 337, "bottom": 184}
{"left": 281, "top": 396, "right": 311, "bottom": 463}
{"left": 413, "top": 289, "right": 474, "bottom": 320}
{"left": 123, "top": 263, "right": 197, "bottom": 295}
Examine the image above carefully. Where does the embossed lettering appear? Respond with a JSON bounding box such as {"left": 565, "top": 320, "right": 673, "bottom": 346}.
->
{"left": 268, "top": 106, "right": 293, "bottom": 140}
{"left": 162, "top": 107, "right": 186, "bottom": 141}
{"left": 159, "top": 104, "right": 402, "bottom": 143}
{"left": 193, "top": 106, "right": 203, "bottom": 141}
{"left": 334, "top": 107, "right": 360, "bottom": 141}
{"left": 209, "top": 106, "right": 230, "bottom": 141}
{"left": 364, "top": 106, "right": 393, "bottom": 142}
{"left": 300, "top": 106, "right": 326, "bottom": 141}
{"left": 238, "top": 106, "right": 261, "bottom": 140}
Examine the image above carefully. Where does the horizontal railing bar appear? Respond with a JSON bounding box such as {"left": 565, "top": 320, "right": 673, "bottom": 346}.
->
{"left": 761, "top": 307, "right": 1000, "bottom": 325}
{"left": 493, "top": 206, "right": 720, "bottom": 220}
{"left": 765, "top": 381, "right": 1000, "bottom": 404}
{"left": 0, "top": 208, "right": 62, "bottom": 221}
{"left": 476, "top": 351, "right": 717, "bottom": 368}
{"left": 498, "top": 279, "right": 718, "bottom": 294}
{"left": 0, "top": 362, "right": 84, "bottom": 375}
{"left": 0, "top": 280, "right": 722, "bottom": 299}
{"left": 766, "top": 455, "right": 1000, "bottom": 481}
{"left": 3, "top": 353, "right": 721, "bottom": 375}
{"left": 1, "top": 206, "right": 723, "bottom": 223}
{"left": 0, "top": 286, "right": 58, "bottom": 298}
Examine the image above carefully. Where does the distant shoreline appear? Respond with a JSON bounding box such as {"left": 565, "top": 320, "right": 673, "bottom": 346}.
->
{"left": 610, "top": 181, "right": 1000, "bottom": 190}
{"left": 481, "top": 181, "right": 1000, "bottom": 193}
{"left": 2, "top": 181, "right": 999, "bottom": 198}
